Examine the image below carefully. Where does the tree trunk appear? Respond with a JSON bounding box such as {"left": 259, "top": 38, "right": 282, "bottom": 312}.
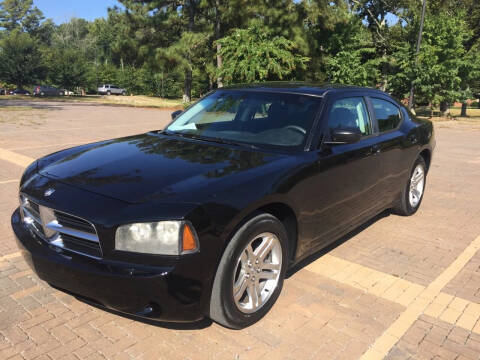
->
{"left": 440, "top": 101, "right": 449, "bottom": 117}
{"left": 182, "top": 0, "right": 194, "bottom": 102}
{"left": 183, "top": 69, "right": 192, "bottom": 103}
{"left": 461, "top": 102, "right": 468, "bottom": 117}
{"left": 215, "top": 0, "right": 223, "bottom": 88}
{"left": 217, "top": 43, "right": 223, "bottom": 88}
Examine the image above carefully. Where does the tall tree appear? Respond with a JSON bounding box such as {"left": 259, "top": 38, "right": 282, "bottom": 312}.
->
{"left": 412, "top": 12, "right": 471, "bottom": 114}
{"left": 216, "top": 24, "right": 309, "bottom": 83}
{"left": 0, "top": 0, "right": 44, "bottom": 32}
{"left": 0, "top": 30, "right": 45, "bottom": 87}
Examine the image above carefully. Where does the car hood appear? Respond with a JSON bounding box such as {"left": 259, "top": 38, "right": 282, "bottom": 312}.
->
{"left": 39, "top": 133, "right": 288, "bottom": 204}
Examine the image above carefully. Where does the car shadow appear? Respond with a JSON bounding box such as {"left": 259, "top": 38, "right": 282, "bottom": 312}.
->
{"left": 81, "top": 300, "right": 214, "bottom": 330}
{"left": 54, "top": 210, "right": 391, "bottom": 331}
{"left": 286, "top": 209, "right": 391, "bottom": 279}
{"left": 50, "top": 284, "right": 213, "bottom": 330}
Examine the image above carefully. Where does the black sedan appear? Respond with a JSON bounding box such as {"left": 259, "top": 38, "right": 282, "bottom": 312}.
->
{"left": 10, "top": 88, "right": 30, "bottom": 95}
{"left": 12, "top": 83, "right": 435, "bottom": 329}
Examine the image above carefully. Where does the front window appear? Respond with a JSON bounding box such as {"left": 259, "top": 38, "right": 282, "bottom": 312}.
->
{"left": 166, "top": 90, "right": 321, "bottom": 149}
{"left": 328, "top": 97, "right": 372, "bottom": 137}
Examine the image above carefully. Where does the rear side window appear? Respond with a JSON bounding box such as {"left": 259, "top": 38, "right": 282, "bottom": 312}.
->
{"left": 371, "top": 98, "right": 401, "bottom": 132}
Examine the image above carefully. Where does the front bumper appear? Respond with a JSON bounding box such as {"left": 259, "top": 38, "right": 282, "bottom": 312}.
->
{"left": 11, "top": 209, "right": 205, "bottom": 322}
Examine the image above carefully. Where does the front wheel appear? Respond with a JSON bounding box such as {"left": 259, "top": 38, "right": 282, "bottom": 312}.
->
{"left": 210, "top": 213, "right": 288, "bottom": 329}
{"left": 393, "top": 156, "right": 427, "bottom": 216}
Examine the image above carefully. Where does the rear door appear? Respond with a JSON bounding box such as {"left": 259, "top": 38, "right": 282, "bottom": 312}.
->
{"left": 366, "top": 96, "right": 407, "bottom": 204}
{"left": 302, "top": 92, "right": 386, "bottom": 250}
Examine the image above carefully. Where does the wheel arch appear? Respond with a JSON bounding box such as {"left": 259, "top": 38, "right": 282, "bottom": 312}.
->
{"left": 221, "top": 199, "right": 299, "bottom": 267}
{"left": 419, "top": 148, "right": 431, "bottom": 172}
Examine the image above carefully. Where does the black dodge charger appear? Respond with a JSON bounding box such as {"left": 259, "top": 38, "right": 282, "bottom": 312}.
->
{"left": 12, "top": 83, "right": 435, "bottom": 329}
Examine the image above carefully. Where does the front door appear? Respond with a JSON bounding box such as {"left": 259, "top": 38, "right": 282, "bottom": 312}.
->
{"left": 301, "top": 94, "right": 385, "bottom": 251}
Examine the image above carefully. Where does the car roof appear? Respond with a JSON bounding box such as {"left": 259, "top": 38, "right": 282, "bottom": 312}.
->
{"left": 221, "top": 81, "right": 388, "bottom": 97}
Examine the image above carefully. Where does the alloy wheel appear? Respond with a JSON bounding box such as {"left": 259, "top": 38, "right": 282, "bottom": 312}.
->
{"left": 232, "top": 232, "right": 282, "bottom": 314}
{"left": 409, "top": 164, "right": 425, "bottom": 208}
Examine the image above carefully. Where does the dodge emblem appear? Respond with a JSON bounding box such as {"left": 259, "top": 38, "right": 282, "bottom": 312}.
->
{"left": 44, "top": 188, "right": 55, "bottom": 197}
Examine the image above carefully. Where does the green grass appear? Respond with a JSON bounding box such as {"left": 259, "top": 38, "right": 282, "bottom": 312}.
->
{"left": 0, "top": 94, "right": 184, "bottom": 109}
{"left": 415, "top": 106, "right": 480, "bottom": 120}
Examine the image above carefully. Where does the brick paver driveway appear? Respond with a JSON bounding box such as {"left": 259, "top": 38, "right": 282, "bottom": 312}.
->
{"left": 1, "top": 100, "right": 480, "bottom": 360}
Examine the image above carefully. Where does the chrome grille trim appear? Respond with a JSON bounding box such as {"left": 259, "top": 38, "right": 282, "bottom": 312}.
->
{"left": 19, "top": 194, "right": 102, "bottom": 259}
{"left": 45, "top": 220, "right": 99, "bottom": 242}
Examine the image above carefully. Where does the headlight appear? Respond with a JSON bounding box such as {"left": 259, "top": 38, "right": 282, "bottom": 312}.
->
{"left": 115, "top": 221, "right": 198, "bottom": 255}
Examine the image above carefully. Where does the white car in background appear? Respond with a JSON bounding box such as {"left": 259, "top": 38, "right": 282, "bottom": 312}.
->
{"left": 98, "top": 84, "right": 126, "bottom": 96}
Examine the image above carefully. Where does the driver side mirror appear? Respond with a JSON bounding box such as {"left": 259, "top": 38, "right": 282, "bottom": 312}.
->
{"left": 325, "top": 128, "right": 362, "bottom": 145}
{"left": 171, "top": 110, "right": 183, "bottom": 120}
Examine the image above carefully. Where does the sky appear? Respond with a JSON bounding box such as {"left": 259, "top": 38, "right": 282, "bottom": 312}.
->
{"left": 33, "top": 0, "right": 121, "bottom": 24}
{"left": 33, "top": 1, "right": 399, "bottom": 26}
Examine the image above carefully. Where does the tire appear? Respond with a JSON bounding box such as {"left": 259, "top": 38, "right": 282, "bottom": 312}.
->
{"left": 59, "top": 91, "right": 64, "bottom": 96}
{"left": 122, "top": 91, "right": 126, "bottom": 96}
{"left": 40, "top": 92, "right": 45, "bottom": 96}
{"left": 210, "top": 213, "right": 288, "bottom": 329}
{"left": 107, "top": 91, "right": 111, "bottom": 96}
{"left": 393, "top": 156, "right": 427, "bottom": 216}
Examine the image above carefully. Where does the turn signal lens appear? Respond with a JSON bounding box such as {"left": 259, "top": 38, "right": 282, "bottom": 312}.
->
{"left": 182, "top": 224, "right": 197, "bottom": 253}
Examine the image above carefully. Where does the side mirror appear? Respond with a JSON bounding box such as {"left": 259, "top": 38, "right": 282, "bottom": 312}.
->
{"left": 326, "top": 128, "right": 362, "bottom": 145}
{"left": 171, "top": 110, "right": 183, "bottom": 120}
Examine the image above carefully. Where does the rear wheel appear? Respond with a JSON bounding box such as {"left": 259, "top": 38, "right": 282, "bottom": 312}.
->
{"left": 40, "top": 91, "right": 45, "bottom": 96}
{"left": 393, "top": 156, "right": 427, "bottom": 216}
{"left": 122, "top": 91, "right": 126, "bottom": 96}
{"left": 210, "top": 213, "right": 288, "bottom": 329}
{"left": 107, "top": 90, "right": 111, "bottom": 96}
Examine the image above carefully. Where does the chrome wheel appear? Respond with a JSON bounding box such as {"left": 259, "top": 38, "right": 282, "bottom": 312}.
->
{"left": 409, "top": 165, "right": 425, "bottom": 208}
{"left": 232, "top": 232, "right": 282, "bottom": 314}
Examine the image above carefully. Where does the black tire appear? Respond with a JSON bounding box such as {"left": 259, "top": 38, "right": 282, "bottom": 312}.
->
{"left": 122, "top": 91, "right": 126, "bottom": 96}
{"left": 40, "top": 92, "right": 45, "bottom": 96}
{"left": 393, "top": 156, "right": 427, "bottom": 216}
{"left": 107, "top": 91, "right": 111, "bottom": 96}
{"left": 59, "top": 91, "right": 64, "bottom": 96}
{"left": 210, "top": 213, "right": 288, "bottom": 329}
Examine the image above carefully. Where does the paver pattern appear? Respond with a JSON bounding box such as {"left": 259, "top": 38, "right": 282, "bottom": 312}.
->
{"left": 0, "top": 100, "right": 479, "bottom": 359}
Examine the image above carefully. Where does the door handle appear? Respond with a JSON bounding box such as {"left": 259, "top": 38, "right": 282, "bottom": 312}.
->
{"left": 370, "top": 144, "right": 381, "bottom": 155}
{"left": 409, "top": 134, "right": 418, "bottom": 144}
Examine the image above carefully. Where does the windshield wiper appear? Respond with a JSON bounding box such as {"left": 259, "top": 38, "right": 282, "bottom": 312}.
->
{"left": 197, "top": 136, "right": 259, "bottom": 150}
{"left": 163, "top": 131, "right": 259, "bottom": 150}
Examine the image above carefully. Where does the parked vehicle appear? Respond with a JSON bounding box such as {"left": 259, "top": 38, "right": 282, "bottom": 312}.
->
{"left": 98, "top": 84, "right": 126, "bottom": 96}
{"left": 10, "top": 88, "right": 30, "bottom": 95}
{"left": 33, "top": 86, "right": 64, "bottom": 96}
{"left": 12, "top": 83, "right": 435, "bottom": 329}
{"left": 0, "top": 88, "right": 6, "bottom": 95}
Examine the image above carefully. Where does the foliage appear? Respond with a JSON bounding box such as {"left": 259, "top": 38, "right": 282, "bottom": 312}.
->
{"left": 216, "top": 25, "right": 309, "bottom": 83}
{"left": 0, "top": 0, "right": 479, "bottom": 112}
{"left": 0, "top": 0, "right": 43, "bottom": 32}
{"left": 0, "top": 30, "right": 45, "bottom": 87}
{"left": 413, "top": 13, "right": 471, "bottom": 108}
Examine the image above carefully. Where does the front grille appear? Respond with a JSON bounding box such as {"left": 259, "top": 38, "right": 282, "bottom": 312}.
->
{"left": 20, "top": 194, "right": 102, "bottom": 258}
{"left": 54, "top": 211, "right": 96, "bottom": 234}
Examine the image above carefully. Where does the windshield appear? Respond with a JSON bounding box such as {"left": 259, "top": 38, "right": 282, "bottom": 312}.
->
{"left": 166, "top": 90, "right": 321, "bottom": 149}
